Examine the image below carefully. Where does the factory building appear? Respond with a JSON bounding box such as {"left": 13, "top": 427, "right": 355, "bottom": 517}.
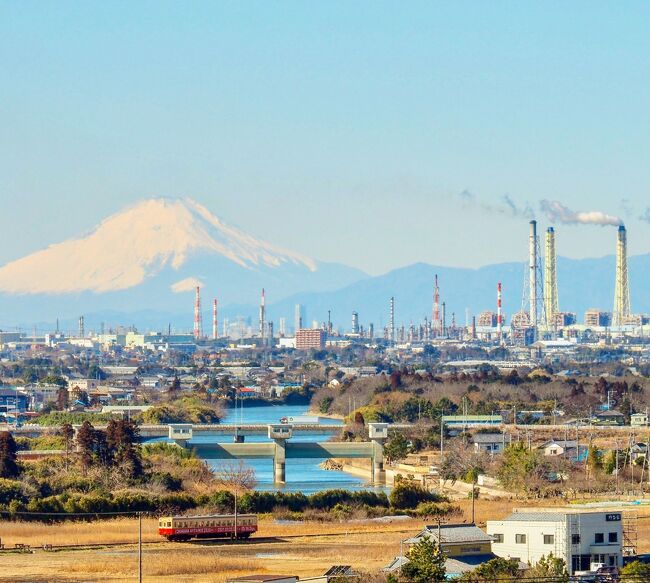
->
{"left": 550, "top": 312, "right": 577, "bottom": 327}
{"left": 584, "top": 309, "right": 612, "bottom": 327}
{"left": 487, "top": 509, "right": 625, "bottom": 574}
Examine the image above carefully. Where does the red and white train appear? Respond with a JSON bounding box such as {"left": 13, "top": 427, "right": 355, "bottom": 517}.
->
{"left": 158, "top": 513, "right": 258, "bottom": 542}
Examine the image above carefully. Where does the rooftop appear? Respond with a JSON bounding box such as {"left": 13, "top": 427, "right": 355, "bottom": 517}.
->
{"left": 406, "top": 523, "right": 492, "bottom": 545}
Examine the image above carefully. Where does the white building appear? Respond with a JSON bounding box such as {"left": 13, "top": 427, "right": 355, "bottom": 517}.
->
{"left": 487, "top": 509, "right": 624, "bottom": 574}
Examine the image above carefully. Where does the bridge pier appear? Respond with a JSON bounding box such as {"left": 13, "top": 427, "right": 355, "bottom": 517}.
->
{"left": 371, "top": 440, "right": 386, "bottom": 485}
{"left": 273, "top": 439, "right": 286, "bottom": 483}
{"left": 369, "top": 423, "right": 388, "bottom": 485}
{"left": 268, "top": 424, "right": 293, "bottom": 484}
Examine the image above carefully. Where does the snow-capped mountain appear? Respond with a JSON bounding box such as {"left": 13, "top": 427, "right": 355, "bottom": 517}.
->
{"left": 0, "top": 198, "right": 318, "bottom": 295}
{"left": 0, "top": 198, "right": 366, "bottom": 325}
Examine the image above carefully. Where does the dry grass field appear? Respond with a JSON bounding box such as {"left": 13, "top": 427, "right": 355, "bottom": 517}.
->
{"left": 1, "top": 500, "right": 649, "bottom": 582}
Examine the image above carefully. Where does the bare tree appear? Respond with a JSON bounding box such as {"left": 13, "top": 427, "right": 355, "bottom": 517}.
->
{"left": 214, "top": 460, "right": 257, "bottom": 490}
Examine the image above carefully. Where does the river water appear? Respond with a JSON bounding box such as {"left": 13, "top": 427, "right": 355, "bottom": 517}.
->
{"left": 199, "top": 403, "right": 373, "bottom": 493}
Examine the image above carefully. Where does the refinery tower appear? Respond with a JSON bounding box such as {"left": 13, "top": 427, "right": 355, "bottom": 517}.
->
{"left": 612, "top": 225, "right": 631, "bottom": 327}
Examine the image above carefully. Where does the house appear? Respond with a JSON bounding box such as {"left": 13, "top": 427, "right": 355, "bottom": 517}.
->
{"left": 629, "top": 443, "right": 648, "bottom": 462}
{"left": 0, "top": 388, "right": 30, "bottom": 413}
{"left": 488, "top": 509, "right": 624, "bottom": 574}
{"left": 472, "top": 432, "right": 512, "bottom": 454}
{"left": 539, "top": 439, "right": 588, "bottom": 462}
{"left": 630, "top": 413, "right": 648, "bottom": 427}
{"left": 301, "top": 566, "right": 359, "bottom": 582}
{"left": 384, "top": 524, "right": 498, "bottom": 579}
{"left": 592, "top": 410, "right": 626, "bottom": 426}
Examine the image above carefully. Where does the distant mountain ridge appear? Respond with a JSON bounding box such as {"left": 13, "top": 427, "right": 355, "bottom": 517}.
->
{"left": 266, "top": 254, "right": 650, "bottom": 331}
{"left": 0, "top": 197, "right": 648, "bottom": 332}
{"left": 0, "top": 198, "right": 366, "bottom": 325}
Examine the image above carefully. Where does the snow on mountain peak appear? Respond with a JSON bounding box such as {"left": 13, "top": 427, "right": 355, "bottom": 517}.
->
{"left": 0, "top": 197, "right": 317, "bottom": 295}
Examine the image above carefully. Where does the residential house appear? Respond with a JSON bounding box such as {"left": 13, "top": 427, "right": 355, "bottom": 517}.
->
{"left": 384, "top": 524, "right": 499, "bottom": 579}
{"left": 472, "top": 433, "right": 512, "bottom": 454}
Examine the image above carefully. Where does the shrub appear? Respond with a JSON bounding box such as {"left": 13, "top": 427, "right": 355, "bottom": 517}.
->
{"left": 0, "top": 478, "right": 24, "bottom": 505}
{"left": 390, "top": 481, "right": 444, "bottom": 510}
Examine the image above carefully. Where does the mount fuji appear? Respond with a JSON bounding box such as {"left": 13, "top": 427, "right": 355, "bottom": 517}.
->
{"left": 0, "top": 198, "right": 366, "bottom": 328}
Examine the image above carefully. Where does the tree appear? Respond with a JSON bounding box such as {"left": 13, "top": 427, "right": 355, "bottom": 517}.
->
{"left": 56, "top": 387, "right": 68, "bottom": 411}
{"left": 106, "top": 419, "right": 142, "bottom": 478}
{"left": 621, "top": 560, "right": 650, "bottom": 579}
{"left": 384, "top": 432, "right": 409, "bottom": 463}
{"left": 389, "top": 480, "right": 439, "bottom": 510}
{"left": 603, "top": 450, "right": 617, "bottom": 474}
{"left": 527, "top": 553, "right": 568, "bottom": 582}
{"left": 401, "top": 535, "right": 446, "bottom": 583}
{"left": 457, "top": 557, "right": 519, "bottom": 582}
{"left": 0, "top": 432, "right": 20, "bottom": 478}
{"left": 587, "top": 445, "right": 603, "bottom": 477}
{"left": 75, "top": 420, "right": 96, "bottom": 470}
{"left": 497, "top": 442, "right": 546, "bottom": 493}
{"left": 87, "top": 363, "right": 107, "bottom": 381}
{"left": 60, "top": 423, "right": 74, "bottom": 469}
{"left": 168, "top": 376, "right": 181, "bottom": 394}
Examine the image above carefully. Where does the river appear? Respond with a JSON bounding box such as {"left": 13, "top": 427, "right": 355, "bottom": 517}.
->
{"left": 199, "top": 403, "right": 374, "bottom": 494}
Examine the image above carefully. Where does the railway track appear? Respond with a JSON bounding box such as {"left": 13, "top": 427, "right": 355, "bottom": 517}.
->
{"left": 1, "top": 528, "right": 418, "bottom": 553}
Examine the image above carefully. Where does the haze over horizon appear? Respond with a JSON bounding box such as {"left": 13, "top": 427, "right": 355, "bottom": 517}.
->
{"left": 3, "top": 2, "right": 650, "bottom": 275}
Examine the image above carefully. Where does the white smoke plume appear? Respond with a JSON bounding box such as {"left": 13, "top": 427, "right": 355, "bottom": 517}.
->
{"left": 540, "top": 200, "right": 622, "bottom": 227}
{"left": 458, "top": 190, "right": 534, "bottom": 219}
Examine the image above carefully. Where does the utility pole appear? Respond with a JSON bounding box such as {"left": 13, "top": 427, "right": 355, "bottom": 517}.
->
{"left": 138, "top": 512, "right": 142, "bottom": 583}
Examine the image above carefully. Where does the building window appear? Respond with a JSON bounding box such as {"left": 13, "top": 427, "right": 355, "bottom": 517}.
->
{"left": 515, "top": 534, "right": 526, "bottom": 544}
{"left": 544, "top": 535, "right": 555, "bottom": 545}
{"left": 595, "top": 533, "right": 604, "bottom": 544}
{"left": 493, "top": 534, "right": 504, "bottom": 543}
{"left": 571, "top": 534, "right": 581, "bottom": 545}
{"left": 608, "top": 532, "right": 618, "bottom": 543}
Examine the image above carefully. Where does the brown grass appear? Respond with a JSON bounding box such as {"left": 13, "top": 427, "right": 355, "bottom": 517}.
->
{"left": 1, "top": 501, "right": 649, "bottom": 581}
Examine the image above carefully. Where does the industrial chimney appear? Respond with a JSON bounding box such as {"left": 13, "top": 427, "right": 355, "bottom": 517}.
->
{"left": 544, "top": 227, "right": 559, "bottom": 322}
{"left": 613, "top": 225, "right": 631, "bottom": 326}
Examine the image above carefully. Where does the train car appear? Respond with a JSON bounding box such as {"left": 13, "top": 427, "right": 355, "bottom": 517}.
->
{"left": 158, "top": 513, "right": 258, "bottom": 542}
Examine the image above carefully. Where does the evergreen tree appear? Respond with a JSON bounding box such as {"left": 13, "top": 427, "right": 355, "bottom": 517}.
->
{"left": 56, "top": 387, "right": 68, "bottom": 411}
{"left": 60, "top": 423, "right": 74, "bottom": 468}
{"left": 384, "top": 432, "right": 409, "bottom": 463}
{"left": 401, "top": 534, "right": 447, "bottom": 583}
{"left": 0, "top": 431, "right": 20, "bottom": 478}
{"left": 621, "top": 560, "right": 650, "bottom": 579}
{"left": 75, "top": 420, "right": 96, "bottom": 469}
{"left": 106, "top": 419, "right": 142, "bottom": 478}
{"left": 527, "top": 553, "right": 568, "bottom": 582}
{"left": 587, "top": 446, "right": 603, "bottom": 476}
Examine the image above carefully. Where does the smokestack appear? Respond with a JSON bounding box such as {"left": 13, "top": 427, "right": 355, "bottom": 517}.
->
{"left": 432, "top": 275, "right": 440, "bottom": 337}
{"left": 497, "top": 282, "right": 503, "bottom": 340}
{"left": 529, "top": 220, "right": 538, "bottom": 327}
{"left": 613, "top": 225, "right": 631, "bottom": 326}
{"left": 471, "top": 315, "right": 477, "bottom": 339}
{"left": 212, "top": 299, "right": 218, "bottom": 340}
{"left": 389, "top": 297, "right": 395, "bottom": 344}
{"left": 544, "top": 227, "right": 559, "bottom": 323}
{"left": 441, "top": 301, "right": 446, "bottom": 337}
{"left": 294, "top": 304, "right": 303, "bottom": 333}
{"left": 259, "top": 289, "right": 266, "bottom": 343}
{"left": 193, "top": 286, "right": 203, "bottom": 340}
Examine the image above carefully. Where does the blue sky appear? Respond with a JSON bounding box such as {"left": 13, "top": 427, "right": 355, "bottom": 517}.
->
{"left": 2, "top": 1, "right": 650, "bottom": 275}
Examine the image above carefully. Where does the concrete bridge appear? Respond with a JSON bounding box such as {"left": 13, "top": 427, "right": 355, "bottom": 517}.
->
{"left": 169, "top": 423, "right": 388, "bottom": 485}
{"left": 12, "top": 422, "right": 344, "bottom": 438}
